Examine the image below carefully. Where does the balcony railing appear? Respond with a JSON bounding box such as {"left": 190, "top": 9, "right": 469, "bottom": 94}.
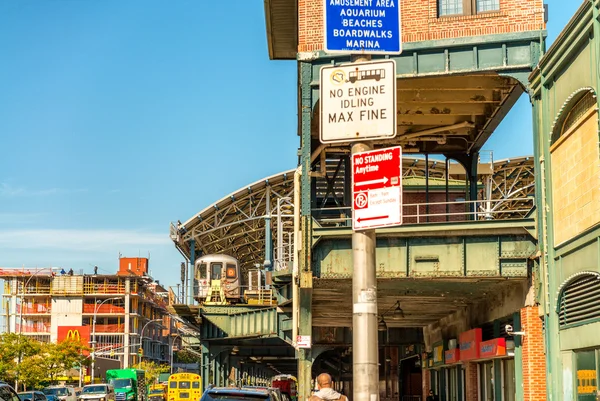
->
{"left": 313, "top": 198, "right": 534, "bottom": 227}
{"left": 16, "top": 323, "right": 51, "bottom": 333}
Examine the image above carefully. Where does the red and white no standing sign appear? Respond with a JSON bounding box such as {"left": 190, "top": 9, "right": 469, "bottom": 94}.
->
{"left": 352, "top": 146, "right": 403, "bottom": 230}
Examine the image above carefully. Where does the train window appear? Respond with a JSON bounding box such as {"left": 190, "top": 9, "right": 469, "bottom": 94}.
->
{"left": 226, "top": 264, "right": 237, "bottom": 278}
{"left": 211, "top": 263, "right": 222, "bottom": 280}
{"left": 199, "top": 264, "right": 207, "bottom": 279}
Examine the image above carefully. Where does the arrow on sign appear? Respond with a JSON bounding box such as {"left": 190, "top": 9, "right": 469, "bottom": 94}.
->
{"left": 357, "top": 215, "right": 389, "bottom": 223}
{"left": 355, "top": 177, "right": 389, "bottom": 187}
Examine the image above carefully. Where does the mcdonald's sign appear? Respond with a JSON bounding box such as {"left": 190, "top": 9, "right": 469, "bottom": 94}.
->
{"left": 57, "top": 326, "right": 91, "bottom": 355}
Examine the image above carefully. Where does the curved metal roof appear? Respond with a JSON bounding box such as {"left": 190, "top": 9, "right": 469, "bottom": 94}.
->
{"left": 171, "top": 156, "right": 535, "bottom": 274}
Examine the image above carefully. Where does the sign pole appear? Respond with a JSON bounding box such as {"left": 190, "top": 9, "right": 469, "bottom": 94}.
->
{"left": 350, "top": 55, "right": 379, "bottom": 401}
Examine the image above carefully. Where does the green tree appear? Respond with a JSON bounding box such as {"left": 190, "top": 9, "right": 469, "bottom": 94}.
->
{"left": 38, "top": 338, "right": 91, "bottom": 384}
{"left": 0, "top": 333, "right": 42, "bottom": 385}
{"left": 175, "top": 349, "right": 200, "bottom": 364}
{"left": 132, "top": 361, "right": 170, "bottom": 384}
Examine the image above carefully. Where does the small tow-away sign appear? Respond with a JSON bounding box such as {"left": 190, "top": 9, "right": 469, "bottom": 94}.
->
{"left": 320, "top": 59, "right": 396, "bottom": 144}
{"left": 352, "top": 146, "right": 402, "bottom": 230}
{"left": 296, "top": 335, "right": 311, "bottom": 349}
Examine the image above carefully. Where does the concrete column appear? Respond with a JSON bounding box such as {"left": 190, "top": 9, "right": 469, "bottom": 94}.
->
{"left": 9, "top": 279, "right": 17, "bottom": 333}
{"left": 124, "top": 278, "right": 131, "bottom": 368}
{"left": 520, "top": 306, "right": 546, "bottom": 401}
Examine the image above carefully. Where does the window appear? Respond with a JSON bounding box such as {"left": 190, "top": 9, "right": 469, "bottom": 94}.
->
{"left": 438, "top": 0, "right": 463, "bottom": 16}
{"left": 479, "top": 362, "right": 494, "bottom": 401}
{"left": 439, "top": 0, "right": 499, "bottom": 17}
{"left": 211, "top": 263, "right": 222, "bottom": 280}
{"left": 476, "top": 0, "right": 499, "bottom": 12}
{"left": 199, "top": 263, "right": 207, "bottom": 279}
{"left": 558, "top": 273, "right": 600, "bottom": 329}
{"left": 575, "top": 350, "right": 597, "bottom": 400}
{"left": 503, "top": 359, "right": 516, "bottom": 401}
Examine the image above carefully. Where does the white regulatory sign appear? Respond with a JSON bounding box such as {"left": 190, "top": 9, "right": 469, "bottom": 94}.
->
{"left": 320, "top": 59, "right": 396, "bottom": 144}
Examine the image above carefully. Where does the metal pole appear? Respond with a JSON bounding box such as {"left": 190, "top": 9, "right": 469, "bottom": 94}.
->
{"left": 139, "top": 318, "right": 161, "bottom": 362}
{"left": 92, "top": 297, "right": 120, "bottom": 383}
{"left": 351, "top": 141, "right": 379, "bottom": 401}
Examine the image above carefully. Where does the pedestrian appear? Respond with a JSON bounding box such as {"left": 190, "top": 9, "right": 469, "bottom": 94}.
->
{"left": 426, "top": 389, "right": 439, "bottom": 401}
{"left": 309, "top": 373, "right": 347, "bottom": 401}
{"left": 68, "top": 268, "right": 73, "bottom": 276}
{"left": 60, "top": 268, "right": 66, "bottom": 275}
{"left": 94, "top": 265, "right": 98, "bottom": 275}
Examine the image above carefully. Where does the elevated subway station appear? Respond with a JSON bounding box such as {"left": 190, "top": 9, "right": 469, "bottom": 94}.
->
{"left": 169, "top": 155, "right": 537, "bottom": 396}
{"left": 168, "top": 1, "right": 548, "bottom": 400}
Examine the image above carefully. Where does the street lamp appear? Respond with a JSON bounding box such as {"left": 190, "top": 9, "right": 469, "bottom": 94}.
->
{"left": 138, "top": 318, "right": 162, "bottom": 362}
{"left": 91, "top": 297, "right": 121, "bottom": 383}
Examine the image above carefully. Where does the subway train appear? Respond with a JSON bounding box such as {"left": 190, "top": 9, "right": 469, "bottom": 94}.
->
{"left": 194, "top": 254, "right": 242, "bottom": 302}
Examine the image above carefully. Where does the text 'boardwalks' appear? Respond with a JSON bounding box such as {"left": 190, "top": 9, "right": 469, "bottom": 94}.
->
{"left": 324, "top": 0, "right": 402, "bottom": 54}
{"left": 352, "top": 146, "right": 402, "bottom": 230}
{"left": 320, "top": 59, "right": 396, "bottom": 144}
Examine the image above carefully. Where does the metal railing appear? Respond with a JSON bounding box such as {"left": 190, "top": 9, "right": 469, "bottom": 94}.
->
{"left": 313, "top": 197, "right": 534, "bottom": 227}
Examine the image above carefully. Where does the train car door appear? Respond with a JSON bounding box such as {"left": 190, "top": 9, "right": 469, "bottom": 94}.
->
{"left": 197, "top": 262, "right": 209, "bottom": 298}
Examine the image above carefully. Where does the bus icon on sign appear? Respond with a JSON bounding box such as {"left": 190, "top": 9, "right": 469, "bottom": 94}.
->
{"left": 347, "top": 69, "right": 386, "bottom": 84}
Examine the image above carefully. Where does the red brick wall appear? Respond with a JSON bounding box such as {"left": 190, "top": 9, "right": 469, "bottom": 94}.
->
{"left": 421, "top": 368, "right": 431, "bottom": 399}
{"left": 298, "top": 0, "right": 545, "bottom": 52}
{"left": 520, "top": 306, "right": 547, "bottom": 401}
{"left": 463, "top": 362, "right": 478, "bottom": 401}
{"left": 403, "top": 191, "right": 467, "bottom": 224}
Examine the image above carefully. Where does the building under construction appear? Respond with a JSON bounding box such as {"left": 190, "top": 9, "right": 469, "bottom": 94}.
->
{"left": 0, "top": 257, "right": 174, "bottom": 381}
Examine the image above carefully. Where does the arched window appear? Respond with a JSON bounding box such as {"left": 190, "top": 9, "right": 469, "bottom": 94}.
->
{"left": 551, "top": 89, "right": 597, "bottom": 144}
{"left": 557, "top": 272, "right": 600, "bottom": 329}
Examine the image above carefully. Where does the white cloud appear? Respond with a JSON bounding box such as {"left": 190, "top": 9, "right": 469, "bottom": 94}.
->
{"left": 0, "top": 183, "right": 87, "bottom": 197}
{"left": 0, "top": 229, "right": 169, "bottom": 251}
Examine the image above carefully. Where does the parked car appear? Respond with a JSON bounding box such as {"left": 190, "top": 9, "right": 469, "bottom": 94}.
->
{"left": 41, "top": 388, "right": 76, "bottom": 401}
{"left": 78, "top": 384, "right": 115, "bottom": 401}
{"left": 18, "top": 392, "right": 47, "bottom": 401}
{"left": 0, "top": 383, "right": 20, "bottom": 401}
{"left": 200, "top": 388, "right": 271, "bottom": 401}
{"left": 241, "top": 387, "right": 282, "bottom": 401}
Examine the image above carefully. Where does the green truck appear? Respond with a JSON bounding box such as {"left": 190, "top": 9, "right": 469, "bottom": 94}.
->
{"left": 106, "top": 369, "right": 146, "bottom": 401}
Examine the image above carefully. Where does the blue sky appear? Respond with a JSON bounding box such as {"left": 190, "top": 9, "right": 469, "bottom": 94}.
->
{"left": 0, "top": 0, "right": 583, "bottom": 287}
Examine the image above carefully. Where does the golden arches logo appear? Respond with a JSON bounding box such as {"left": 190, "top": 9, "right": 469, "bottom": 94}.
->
{"left": 65, "top": 329, "right": 81, "bottom": 341}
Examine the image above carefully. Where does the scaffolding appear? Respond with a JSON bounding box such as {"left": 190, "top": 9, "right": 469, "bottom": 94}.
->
{"left": 0, "top": 270, "right": 173, "bottom": 367}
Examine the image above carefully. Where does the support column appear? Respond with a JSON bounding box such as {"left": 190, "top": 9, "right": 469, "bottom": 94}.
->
{"left": 9, "top": 279, "right": 17, "bottom": 333}
{"left": 298, "top": 59, "right": 314, "bottom": 401}
{"left": 265, "top": 186, "right": 273, "bottom": 288}
{"left": 520, "top": 306, "right": 546, "bottom": 401}
{"left": 188, "top": 239, "right": 196, "bottom": 305}
{"left": 351, "top": 142, "right": 379, "bottom": 401}
{"left": 201, "top": 342, "right": 210, "bottom": 389}
{"left": 124, "top": 278, "right": 131, "bottom": 368}
{"left": 298, "top": 268, "right": 314, "bottom": 401}
{"left": 421, "top": 368, "right": 431, "bottom": 399}
{"left": 468, "top": 152, "right": 479, "bottom": 218}
{"left": 463, "top": 362, "right": 478, "bottom": 401}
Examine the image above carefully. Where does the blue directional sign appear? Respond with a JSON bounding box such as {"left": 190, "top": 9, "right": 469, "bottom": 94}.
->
{"left": 324, "top": 0, "right": 402, "bottom": 54}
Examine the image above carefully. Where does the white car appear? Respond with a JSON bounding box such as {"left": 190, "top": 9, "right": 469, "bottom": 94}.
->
{"left": 42, "top": 387, "right": 77, "bottom": 401}
{"left": 79, "top": 385, "right": 115, "bottom": 401}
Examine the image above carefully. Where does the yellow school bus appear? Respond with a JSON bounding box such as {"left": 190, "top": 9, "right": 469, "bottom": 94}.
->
{"left": 168, "top": 373, "right": 202, "bottom": 401}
